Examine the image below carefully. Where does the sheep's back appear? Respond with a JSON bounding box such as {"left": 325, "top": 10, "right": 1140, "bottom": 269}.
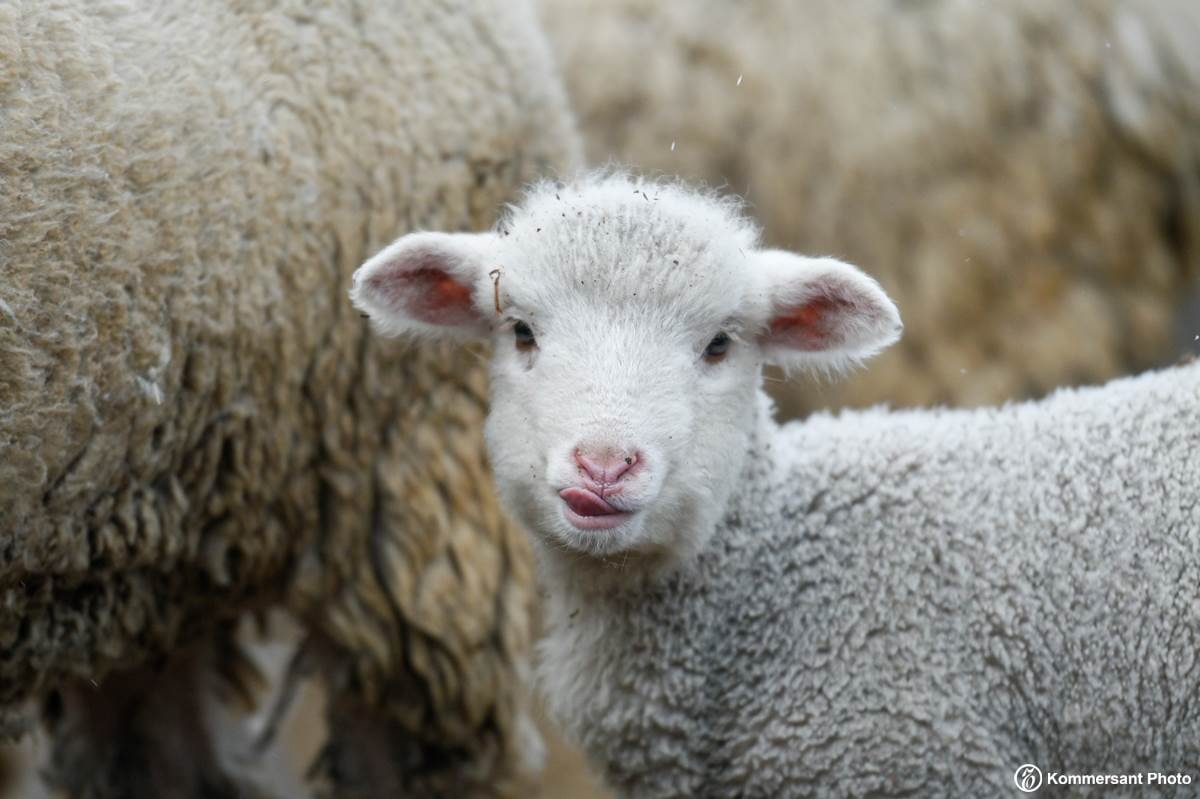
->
{"left": 693, "top": 363, "right": 1200, "bottom": 793}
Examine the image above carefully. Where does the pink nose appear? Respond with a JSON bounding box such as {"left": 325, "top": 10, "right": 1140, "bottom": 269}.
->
{"left": 575, "top": 449, "right": 640, "bottom": 485}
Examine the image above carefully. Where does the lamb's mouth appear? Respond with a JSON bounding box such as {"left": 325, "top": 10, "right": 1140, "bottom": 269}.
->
{"left": 559, "top": 486, "right": 633, "bottom": 530}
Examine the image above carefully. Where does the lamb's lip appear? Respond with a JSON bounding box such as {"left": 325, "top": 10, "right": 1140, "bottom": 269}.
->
{"left": 559, "top": 487, "right": 632, "bottom": 530}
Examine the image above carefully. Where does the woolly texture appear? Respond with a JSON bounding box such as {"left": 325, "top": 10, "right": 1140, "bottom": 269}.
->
{"left": 0, "top": 0, "right": 578, "bottom": 793}
{"left": 538, "top": 0, "right": 1200, "bottom": 412}
{"left": 540, "top": 363, "right": 1200, "bottom": 797}
{"left": 351, "top": 171, "right": 1200, "bottom": 797}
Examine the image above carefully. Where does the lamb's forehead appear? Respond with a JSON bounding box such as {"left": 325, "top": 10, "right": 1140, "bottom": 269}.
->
{"left": 498, "top": 176, "right": 761, "bottom": 316}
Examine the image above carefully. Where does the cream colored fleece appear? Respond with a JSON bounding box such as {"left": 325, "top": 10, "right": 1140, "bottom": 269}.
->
{"left": 0, "top": 0, "right": 579, "bottom": 794}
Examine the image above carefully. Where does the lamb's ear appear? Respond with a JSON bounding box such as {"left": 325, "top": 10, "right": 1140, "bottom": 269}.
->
{"left": 350, "top": 231, "right": 497, "bottom": 339}
{"left": 754, "top": 250, "right": 902, "bottom": 371}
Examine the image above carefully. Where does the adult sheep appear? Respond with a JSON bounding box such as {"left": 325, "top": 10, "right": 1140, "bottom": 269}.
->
{"left": 352, "top": 173, "right": 1200, "bottom": 797}
{"left": 0, "top": 1, "right": 578, "bottom": 796}
{"left": 538, "top": 0, "right": 1200, "bottom": 412}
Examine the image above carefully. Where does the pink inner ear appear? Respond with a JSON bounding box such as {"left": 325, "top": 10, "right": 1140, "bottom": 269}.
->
{"left": 767, "top": 294, "right": 849, "bottom": 351}
{"left": 366, "top": 258, "right": 478, "bottom": 327}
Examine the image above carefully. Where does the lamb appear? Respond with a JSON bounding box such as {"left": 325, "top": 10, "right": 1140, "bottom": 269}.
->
{"left": 0, "top": 0, "right": 578, "bottom": 795}
{"left": 537, "top": 0, "right": 1200, "bottom": 414}
{"left": 352, "top": 172, "right": 1200, "bottom": 797}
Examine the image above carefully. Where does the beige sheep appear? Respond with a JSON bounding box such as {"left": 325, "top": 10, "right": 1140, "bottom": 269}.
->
{"left": 538, "top": 0, "right": 1200, "bottom": 412}
{"left": 0, "top": 0, "right": 578, "bottom": 795}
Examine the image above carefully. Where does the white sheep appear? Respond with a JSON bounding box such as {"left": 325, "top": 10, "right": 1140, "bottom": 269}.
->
{"left": 352, "top": 172, "right": 1200, "bottom": 797}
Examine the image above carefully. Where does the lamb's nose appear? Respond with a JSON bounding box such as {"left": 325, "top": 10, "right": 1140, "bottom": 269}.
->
{"left": 575, "top": 448, "right": 640, "bottom": 485}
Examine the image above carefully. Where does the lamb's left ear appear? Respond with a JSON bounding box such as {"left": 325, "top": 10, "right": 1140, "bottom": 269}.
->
{"left": 349, "top": 231, "right": 498, "bottom": 339}
{"left": 754, "top": 250, "right": 902, "bottom": 370}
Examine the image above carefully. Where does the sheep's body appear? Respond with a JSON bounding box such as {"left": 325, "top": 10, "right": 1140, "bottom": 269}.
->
{"left": 350, "top": 172, "right": 1200, "bottom": 796}
{"left": 538, "top": 0, "right": 1200, "bottom": 412}
{"left": 539, "top": 363, "right": 1200, "bottom": 797}
{"left": 0, "top": 0, "right": 577, "bottom": 794}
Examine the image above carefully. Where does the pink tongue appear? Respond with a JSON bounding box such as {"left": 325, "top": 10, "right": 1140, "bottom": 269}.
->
{"left": 560, "top": 487, "right": 619, "bottom": 517}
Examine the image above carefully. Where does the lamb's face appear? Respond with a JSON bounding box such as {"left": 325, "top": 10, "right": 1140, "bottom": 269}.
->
{"left": 480, "top": 205, "right": 766, "bottom": 561}
{"left": 350, "top": 175, "right": 902, "bottom": 564}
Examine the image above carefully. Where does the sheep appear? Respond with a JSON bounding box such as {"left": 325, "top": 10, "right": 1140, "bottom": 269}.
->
{"left": 0, "top": 0, "right": 579, "bottom": 795}
{"left": 351, "top": 172, "right": 1200, "bottom": 797}
{"left": 536, "top": 0, "right": 1200, "bottom": 414}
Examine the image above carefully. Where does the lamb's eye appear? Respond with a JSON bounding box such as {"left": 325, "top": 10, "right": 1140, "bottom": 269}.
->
{"left": 513, "top": 321, "right": 537, "bottom": 351}
{"left": 703, "top": 332, "right": 731, "bottom": 363}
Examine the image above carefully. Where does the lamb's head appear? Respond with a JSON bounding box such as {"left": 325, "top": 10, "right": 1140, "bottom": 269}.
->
{"left": 351, "top": 174, "right": 900, "bottom": 567}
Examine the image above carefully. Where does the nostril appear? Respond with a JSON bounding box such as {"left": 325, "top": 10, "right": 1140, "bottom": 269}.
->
{"left": 575, "top": 448, "right": 641, "bottom": 484}
{"left": 574, "top": 451, "right": 604, "bottom": 482}
{"left": 609, "top": 452, "right": 636, "bottom": 482}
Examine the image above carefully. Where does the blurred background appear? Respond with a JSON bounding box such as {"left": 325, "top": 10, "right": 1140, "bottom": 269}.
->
{"left": 3, "top": 0, "right": 1198, "bottom": 796}
{"left": 540, "top": 0, "right": 1200, "bottom": 419}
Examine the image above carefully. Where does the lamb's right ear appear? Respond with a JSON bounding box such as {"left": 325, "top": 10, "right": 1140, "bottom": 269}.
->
{"left": 754, "top": 250, "right": 902, "bottom": 372}
{"left": 350, "top": 231, "right": 497, "bottom": 339}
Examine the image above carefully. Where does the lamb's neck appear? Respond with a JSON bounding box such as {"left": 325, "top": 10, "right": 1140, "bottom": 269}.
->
{"left": 533, "top": 537, "right": 681, "bottom": 604}
{"left": 717, "top": 386, "right": 781, "bottom": 524}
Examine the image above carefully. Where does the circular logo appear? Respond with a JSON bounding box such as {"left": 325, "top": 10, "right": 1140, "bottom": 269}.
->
{"left": 1014, "top": 764, "right": 1043, "bottom": 793}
